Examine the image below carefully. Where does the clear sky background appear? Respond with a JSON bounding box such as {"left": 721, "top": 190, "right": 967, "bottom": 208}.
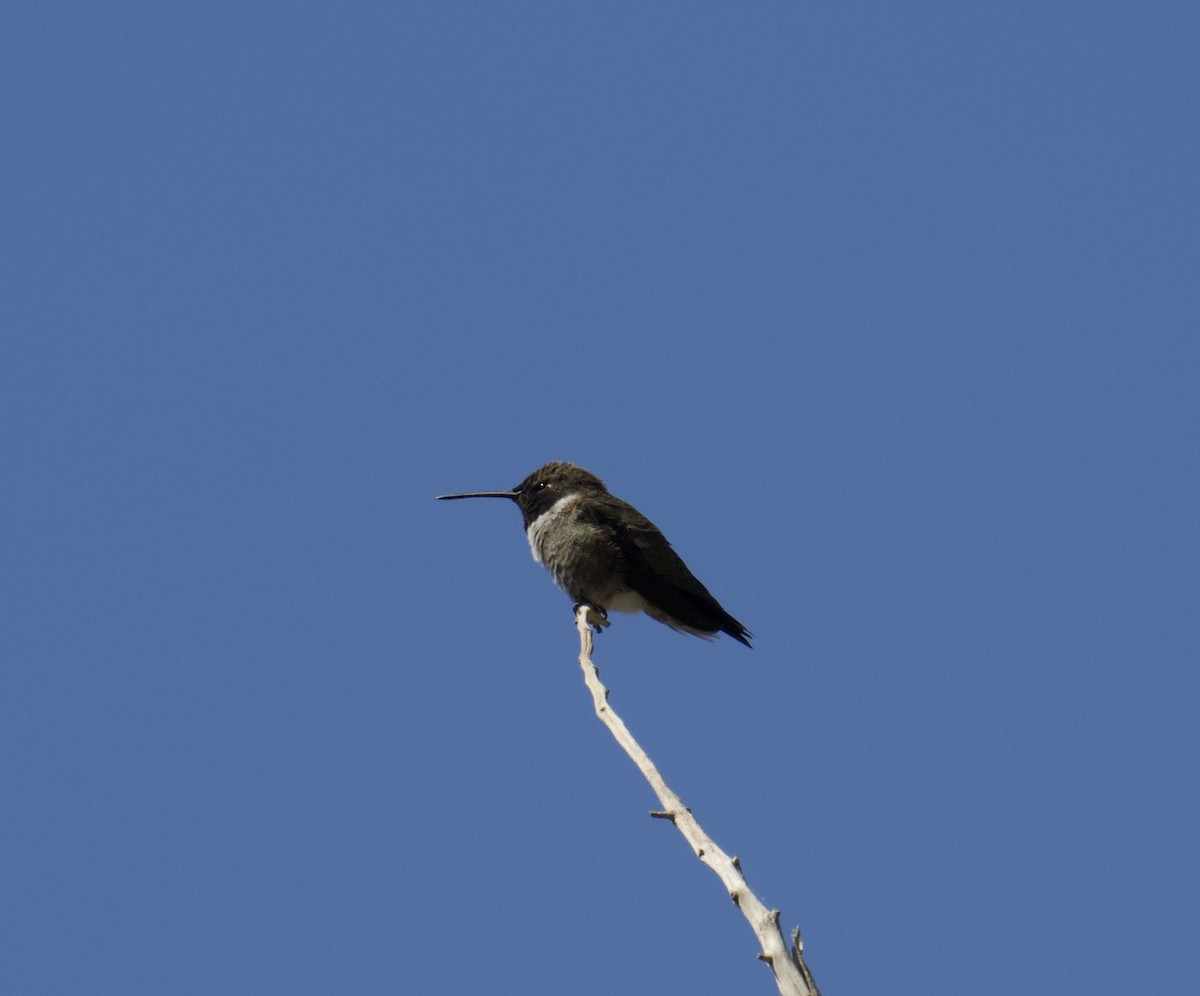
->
{"left": 4, "top": 3, "right": 1197, "bottom": 994}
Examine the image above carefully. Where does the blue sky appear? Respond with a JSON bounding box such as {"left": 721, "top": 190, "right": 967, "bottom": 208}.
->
{"left": 3, "top": 3, "right": 1198, "bottom": 993}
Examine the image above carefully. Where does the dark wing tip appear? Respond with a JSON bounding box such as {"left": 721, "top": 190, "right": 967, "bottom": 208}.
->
{"left": 724, "top": 622, "right": 753, "bottom": 648}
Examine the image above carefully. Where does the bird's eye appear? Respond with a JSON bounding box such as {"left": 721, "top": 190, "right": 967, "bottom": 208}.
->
{"left": 535, "top": 481, "right": 548, "bottom": 491}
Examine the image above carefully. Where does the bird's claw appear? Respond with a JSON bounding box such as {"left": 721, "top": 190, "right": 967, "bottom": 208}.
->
{"left": 575, "top": 603, "right": 611, "bottom": 633}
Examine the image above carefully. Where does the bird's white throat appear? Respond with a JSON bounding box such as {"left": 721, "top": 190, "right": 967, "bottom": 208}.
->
{"left": 525, "top": 494, "right": 574, "bottom": 565}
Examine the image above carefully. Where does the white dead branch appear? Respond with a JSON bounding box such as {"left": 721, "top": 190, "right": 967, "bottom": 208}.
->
{"left": 574, "top": 606, "right": 820, "bottom": 996}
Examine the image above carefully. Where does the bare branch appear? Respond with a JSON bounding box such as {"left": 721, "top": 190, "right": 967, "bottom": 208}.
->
{"left": 574, "top": 607, "right": 820, "bottom": 996}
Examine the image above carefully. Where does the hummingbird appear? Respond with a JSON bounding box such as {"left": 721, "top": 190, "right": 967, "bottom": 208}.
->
{"left": 437, "top": 462, "right": 751, "bottom": 646}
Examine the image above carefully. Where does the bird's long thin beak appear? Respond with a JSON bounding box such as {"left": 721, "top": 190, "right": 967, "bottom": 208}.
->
{"left": 436, "top": 490, "right": 518, "bottom": 500}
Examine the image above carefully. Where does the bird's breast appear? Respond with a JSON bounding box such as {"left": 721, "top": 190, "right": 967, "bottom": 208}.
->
{"left": 524, "top": 494, "right": 577, "bottom": 567}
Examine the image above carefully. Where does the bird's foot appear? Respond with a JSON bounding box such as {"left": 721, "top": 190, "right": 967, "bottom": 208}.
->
{"left": 575, "top": 603, "right": 610, "bottom": 633}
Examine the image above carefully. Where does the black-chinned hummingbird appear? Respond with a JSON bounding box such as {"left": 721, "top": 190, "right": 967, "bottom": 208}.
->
{"left": 437, "top": 462, "right": 751, "bottom": 647}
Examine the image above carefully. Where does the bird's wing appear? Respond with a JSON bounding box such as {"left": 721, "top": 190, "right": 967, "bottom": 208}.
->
{"left": 578, "top": 496, "right": 751, "bottom": 644}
